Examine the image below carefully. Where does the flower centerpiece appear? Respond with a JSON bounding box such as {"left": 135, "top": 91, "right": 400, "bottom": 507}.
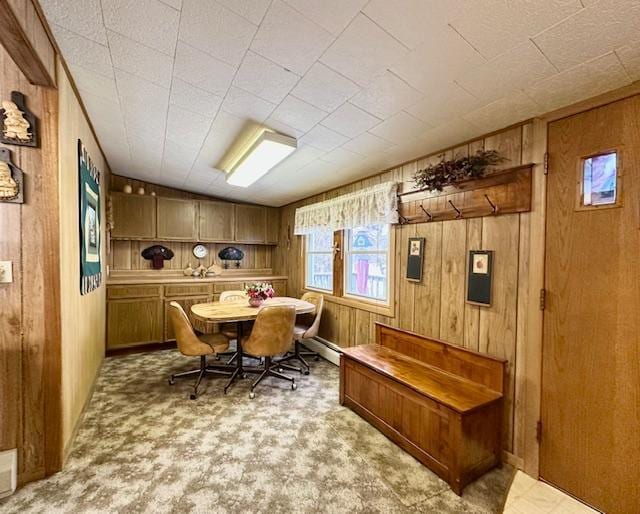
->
{"left": 413, "top": 149, "right": 504, "bottom": 192}
{"left": 244, "top": 282, "right": 274, "bottom": 307}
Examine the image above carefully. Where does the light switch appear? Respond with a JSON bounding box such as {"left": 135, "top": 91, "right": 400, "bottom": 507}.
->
{"left": 0, "top": 261, "right": 13, "bottom": 283}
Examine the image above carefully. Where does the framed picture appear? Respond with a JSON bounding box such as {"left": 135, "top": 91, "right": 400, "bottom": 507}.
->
{"left": 78, "top": 140, "right": 102, "bottom": 294}
{"left": 406, "top": 237, "right": 425, "bottom": 282}
{"left": 467, "top": 250, "right": 493, "bottom": 306}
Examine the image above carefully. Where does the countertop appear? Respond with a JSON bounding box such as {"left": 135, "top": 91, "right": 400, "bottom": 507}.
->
{"left": 107, "top": 273, "right": 288, "bottom": 286}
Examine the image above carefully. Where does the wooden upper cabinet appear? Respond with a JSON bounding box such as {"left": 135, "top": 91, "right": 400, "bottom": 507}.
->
{"left": 235, "top": 204, "right": 266, "bottom": 243}
{"left": 265, "top": 207, "right": 279, "bottom": 244}
{"left": 199, "top": 200, "right": 235, "bottom": 242}
{"left": 156, "top": 197, "right": 198, "bottom": 240}
{"left": 111, "top": 193, "right": 156, "bottom": 239}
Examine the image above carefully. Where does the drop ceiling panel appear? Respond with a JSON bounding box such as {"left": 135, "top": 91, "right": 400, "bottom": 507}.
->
{"left": 251, "top": 0, "right": 334, "bottom": 76}
{"left": 41, "top": 0, "right": 640, "bottom": 205}
{"left": 179, "top": 0, "right": 257, "bottom": 66}
{"left": 102, "top": 0, "right": 179, "bottom": 56}
{"left": 320, "top": 102, "right": 381, "bottom": 138}
{"left": 107, "top": 31, "right": 173, "bottom": 89}
{"left": 233, "top": 51, "right": 300, "bottom": 104}
{"left": 173, "top": 42, "right": 237, "bottom": 96}
{"left": 350, "top": 72, "right": 424, "bottom": 119}
{"left": 320, "top": 14, "right": 409, "bottom": 87}
{"left": 290, "top": 62, "right": 360, "bottom": 112}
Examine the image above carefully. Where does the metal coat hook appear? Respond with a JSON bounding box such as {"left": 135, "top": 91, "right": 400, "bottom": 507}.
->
{"left": 420, "top": 204, "right": 433, "bottom": 221}
{"left": 397, "top": 208, "right": 409, "bottom": 225}
{"left": 484, "top": 194, "right": 498, "bottom": 214}
{"left": 448, "top": 200, "right": 463, "bottom": 219}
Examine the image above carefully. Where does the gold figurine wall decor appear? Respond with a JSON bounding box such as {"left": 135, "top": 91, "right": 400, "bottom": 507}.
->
{"left": 0, "top": 147, "right": 24, "bottom": 203}
{"left": 1, "top": 91, "right": 38, "bottom": 147}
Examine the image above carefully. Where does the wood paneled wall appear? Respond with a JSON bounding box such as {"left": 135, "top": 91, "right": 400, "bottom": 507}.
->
{"left": 0, "top": 44, "right": 61, "bottom": 482}
{"left": 109, "top": 240, "right": 273, "bottom": 272}
{"left": 275, "top": 122, "right": 535, "bottom": 458}
{"left": 57, "top": 61, "right": 110, "bottom": 456}
{"left": 108, "top": 176, "right": 275, "bottom": 272}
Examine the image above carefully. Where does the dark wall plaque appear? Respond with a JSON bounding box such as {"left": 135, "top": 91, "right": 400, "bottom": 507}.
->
{"left": 466, "top": 250, "right": 493, "bottom": 306}
{"left": 406, "top": 237, "right": 425, "bottom": 282}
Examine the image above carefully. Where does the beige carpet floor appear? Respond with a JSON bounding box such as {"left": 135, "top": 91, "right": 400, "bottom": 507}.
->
{"left": 1, "top": 349, "right": 511, "bottom": 513}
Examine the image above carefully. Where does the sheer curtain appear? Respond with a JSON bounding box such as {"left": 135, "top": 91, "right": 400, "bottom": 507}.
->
{"left": 294, "top": 182, "right": 398, "bottom": 235}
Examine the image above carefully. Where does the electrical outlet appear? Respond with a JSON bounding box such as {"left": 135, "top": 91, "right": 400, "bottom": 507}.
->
{"left": 0, "top": 261, "right": 12, "bottom": 283}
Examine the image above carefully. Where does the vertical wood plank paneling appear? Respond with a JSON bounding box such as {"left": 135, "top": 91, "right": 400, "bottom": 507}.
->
{"left": 463, "top": 218, "right": 483, "bottom": 351}
{"left": 479, "top": 214, "right": 520, "bottom": 451}
{"left": 413, "top": 222, "right": 442, "bottom": 338}
{"left": 439, "top": 220, "right": 466, "bottom": 345}
{"left": 397, "top": 224, "right": 416, "bottom": 331}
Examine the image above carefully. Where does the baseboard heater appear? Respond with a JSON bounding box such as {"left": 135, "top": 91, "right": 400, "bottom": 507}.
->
{"left": 301, "top": 337, "right": 342, "bottom": 366}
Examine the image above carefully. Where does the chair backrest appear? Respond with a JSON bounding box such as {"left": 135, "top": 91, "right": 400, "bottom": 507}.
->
{"left": 220, "top": 290, "right": 246, "bottom": 303}
{"left": 168, "top": 302, "right": 212, "bottom": 357}
{"left": 242, "top": 305, "right": 296, "bottom": 357}
{"left": 299, "top": 292, "right": 324, "bottom": 339}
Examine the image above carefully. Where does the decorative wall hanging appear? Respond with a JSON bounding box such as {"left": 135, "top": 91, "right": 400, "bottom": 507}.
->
{"left": 78, "top": 140, "right": 102, "bottom": 294}
{"left": 192, "top": 244, "right": 208, "bottom": 259}
{"left": 218, "top": 246, "right": 244, "bottom": 268}
{"left": 466, "top": 250, "right": 493, "bottom": 307}
{"left": 406, "top": 237, "right": 425, "bottom": 282}
{"left": 0, "top": 147, "right": 23, "bottom": 203}
{"left": 1, "top": 91, "right": 37, "bottom": 147}
{"left": 142, "top": 245, "right": 174, "bottom": 269}
{"left": 413, "top": 150, "right": 503, "bottom": 192}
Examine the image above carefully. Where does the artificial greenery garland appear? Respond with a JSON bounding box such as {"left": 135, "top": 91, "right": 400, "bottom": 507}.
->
{"left": 413, "top": 150, "right": 504, "bottom": 192}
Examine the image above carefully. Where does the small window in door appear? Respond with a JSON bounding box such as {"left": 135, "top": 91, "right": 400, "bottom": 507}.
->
{"left": 580, "top": 151, "right": 618, "bottom": 207}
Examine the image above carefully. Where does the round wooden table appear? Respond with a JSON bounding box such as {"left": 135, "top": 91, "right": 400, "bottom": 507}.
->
{"left": 191, "top": 297, "right": 315, "bottom": 393}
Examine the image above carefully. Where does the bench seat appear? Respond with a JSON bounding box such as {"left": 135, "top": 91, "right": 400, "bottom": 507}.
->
{"left": 339, "top": 324, "right": 506, "bottom": 495}
{"left": 342, "top": 344, "right": 502, "bottom": 414}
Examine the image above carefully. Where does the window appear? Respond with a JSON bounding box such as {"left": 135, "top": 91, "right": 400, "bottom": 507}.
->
{"left": 305, "top": 229, "right": 334, "bottom": 292}
{"left": 344, "top": 224, "right": 390, "bottom": 302}
{"left": 581, "top": 151, "right": 618, "bottom": 207}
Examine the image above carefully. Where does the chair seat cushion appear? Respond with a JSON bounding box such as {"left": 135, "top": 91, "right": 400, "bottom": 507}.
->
{"left": 200, "top": 333, "right": 230, "bottom": 354}
{"left": 293, "top": 324, "right": 310, "bottom": 339}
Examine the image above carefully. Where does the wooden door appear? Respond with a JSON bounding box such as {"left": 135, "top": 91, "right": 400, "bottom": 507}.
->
{"left": 542, "top": 96, "right": 640, "bottom": 514}
{"left": 107, "top": 298, "right": 163, "bottom": 349}
{"left": 235, "top": 204, "right": 266, "bottom": 243}
{"left": 156, "top": 197, "right": 198, "bottom": 240}
{"left": 199, "top": 200, "right": 234, "bottom": 241}
{"left": 111, "top": 193, "right": 156, "bottom": 238}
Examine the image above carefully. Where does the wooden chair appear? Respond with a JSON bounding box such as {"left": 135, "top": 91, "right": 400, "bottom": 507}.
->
{"left": 241, "top": 305, "right": 297, "bottom": 399}
{"left": 167, "top": 302, "right": 231, "bottom": 400}
{"left": 277, "top": 292, "right": 323, "bottom": 374}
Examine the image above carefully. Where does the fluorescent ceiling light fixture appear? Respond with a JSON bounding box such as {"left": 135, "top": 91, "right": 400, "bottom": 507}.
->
{"left": 226, "top": 131, "right": 297, "bottom": 187}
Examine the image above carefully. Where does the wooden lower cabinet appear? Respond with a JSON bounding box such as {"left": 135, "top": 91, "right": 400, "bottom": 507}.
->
{"left": 107, "top": 298, "right": 163, "bottom": 349}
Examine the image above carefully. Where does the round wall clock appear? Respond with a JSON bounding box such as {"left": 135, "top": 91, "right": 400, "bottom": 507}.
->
{"left": 192, "top": 244, "right": 208, "bottom": 259}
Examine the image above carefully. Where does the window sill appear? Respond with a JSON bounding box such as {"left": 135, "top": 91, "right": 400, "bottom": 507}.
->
{"left": 303, "top": 288, "right": 394, "bottom": 316}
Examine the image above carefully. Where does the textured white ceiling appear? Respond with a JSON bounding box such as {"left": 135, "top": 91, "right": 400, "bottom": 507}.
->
{"left": 41, "top": 0, "right": 640, "bottom": 206}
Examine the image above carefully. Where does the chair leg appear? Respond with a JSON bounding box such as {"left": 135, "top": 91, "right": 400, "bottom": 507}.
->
{"left": 249, "top": 357, "right": 297, "bottom": 398}
{"left": 190, "top": 356, "right": 207, "bottom": 400}
{"left": 223, "top": 367, "right": 240, "bottom": 395}
{"left": 275, "top": 340, "right": 313, "bottom": 374}
{"left": 169, "top": 355, "right": 232, "bottom": 399}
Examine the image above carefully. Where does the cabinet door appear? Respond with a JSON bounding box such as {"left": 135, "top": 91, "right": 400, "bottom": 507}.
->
{"left": 107, "top": 298, "right": 163, "bottom": 349}
{"left": 111, "top": 193, "right": 156, "bottom": 238}
{"left": 235, "top": 204, "right": 266, "bottom": 243}
{"left": 265, "top": 207, "right": 279, "bottom": 244}
{"left": 199, "top": 200, "right": 235, "bottom": 241}
{"left": 157, "top": 198, "right": 198, "bottom": 240}
{"left": 164, "top": 295, "right": 210, "bottom": 341}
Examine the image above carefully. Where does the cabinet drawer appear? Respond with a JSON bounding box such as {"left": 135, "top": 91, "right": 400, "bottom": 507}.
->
{"left": 107, "top": 285, "right": 162, "bottom": 299}
{"left": 164, "top": 284, "right": 211, "bottom": 297}
{"left": 213, "top": 282, "right": 245, "bottom": 293}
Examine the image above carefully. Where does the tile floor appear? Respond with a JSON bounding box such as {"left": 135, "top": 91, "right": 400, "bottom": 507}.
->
{"left": 504, "top": 471, "right": 599, "bottom": 513}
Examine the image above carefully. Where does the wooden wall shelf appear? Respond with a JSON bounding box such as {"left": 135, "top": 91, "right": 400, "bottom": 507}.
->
{"left": 397, "top": 164, "right": 533, "bottom": 224}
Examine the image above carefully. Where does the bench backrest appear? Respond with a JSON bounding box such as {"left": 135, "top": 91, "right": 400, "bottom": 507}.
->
{"left": 375, "top": 323, "right": 506, "bottom": 394}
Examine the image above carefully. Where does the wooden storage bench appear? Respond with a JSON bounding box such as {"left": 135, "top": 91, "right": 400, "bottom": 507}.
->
{"left": 340, "top": 323, "right": 506, "bottom": 495}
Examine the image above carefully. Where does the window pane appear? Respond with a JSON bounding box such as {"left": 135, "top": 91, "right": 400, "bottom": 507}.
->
{"left": 306, "top": 253, "right": 333, "bottom": 292}
{"left": 349, "top": 224, "right": 389, "bottom": 252}
{"left": 307, "top": 230, "right": 333, "bottom": 252}
{"left": 345, "top": 253, "right": 387, "bottom": 301}
{"left": 583, "top": 152, "right": 617, "bottom": 206}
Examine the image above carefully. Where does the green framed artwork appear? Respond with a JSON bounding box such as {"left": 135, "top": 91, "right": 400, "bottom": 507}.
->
{"left": 78, "top": 139, "right": 101, "bottom": 294}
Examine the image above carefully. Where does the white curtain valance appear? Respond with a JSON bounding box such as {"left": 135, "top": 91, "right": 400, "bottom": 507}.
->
{"left": 294, "top": 182, "right": 398, "bottom": 235}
